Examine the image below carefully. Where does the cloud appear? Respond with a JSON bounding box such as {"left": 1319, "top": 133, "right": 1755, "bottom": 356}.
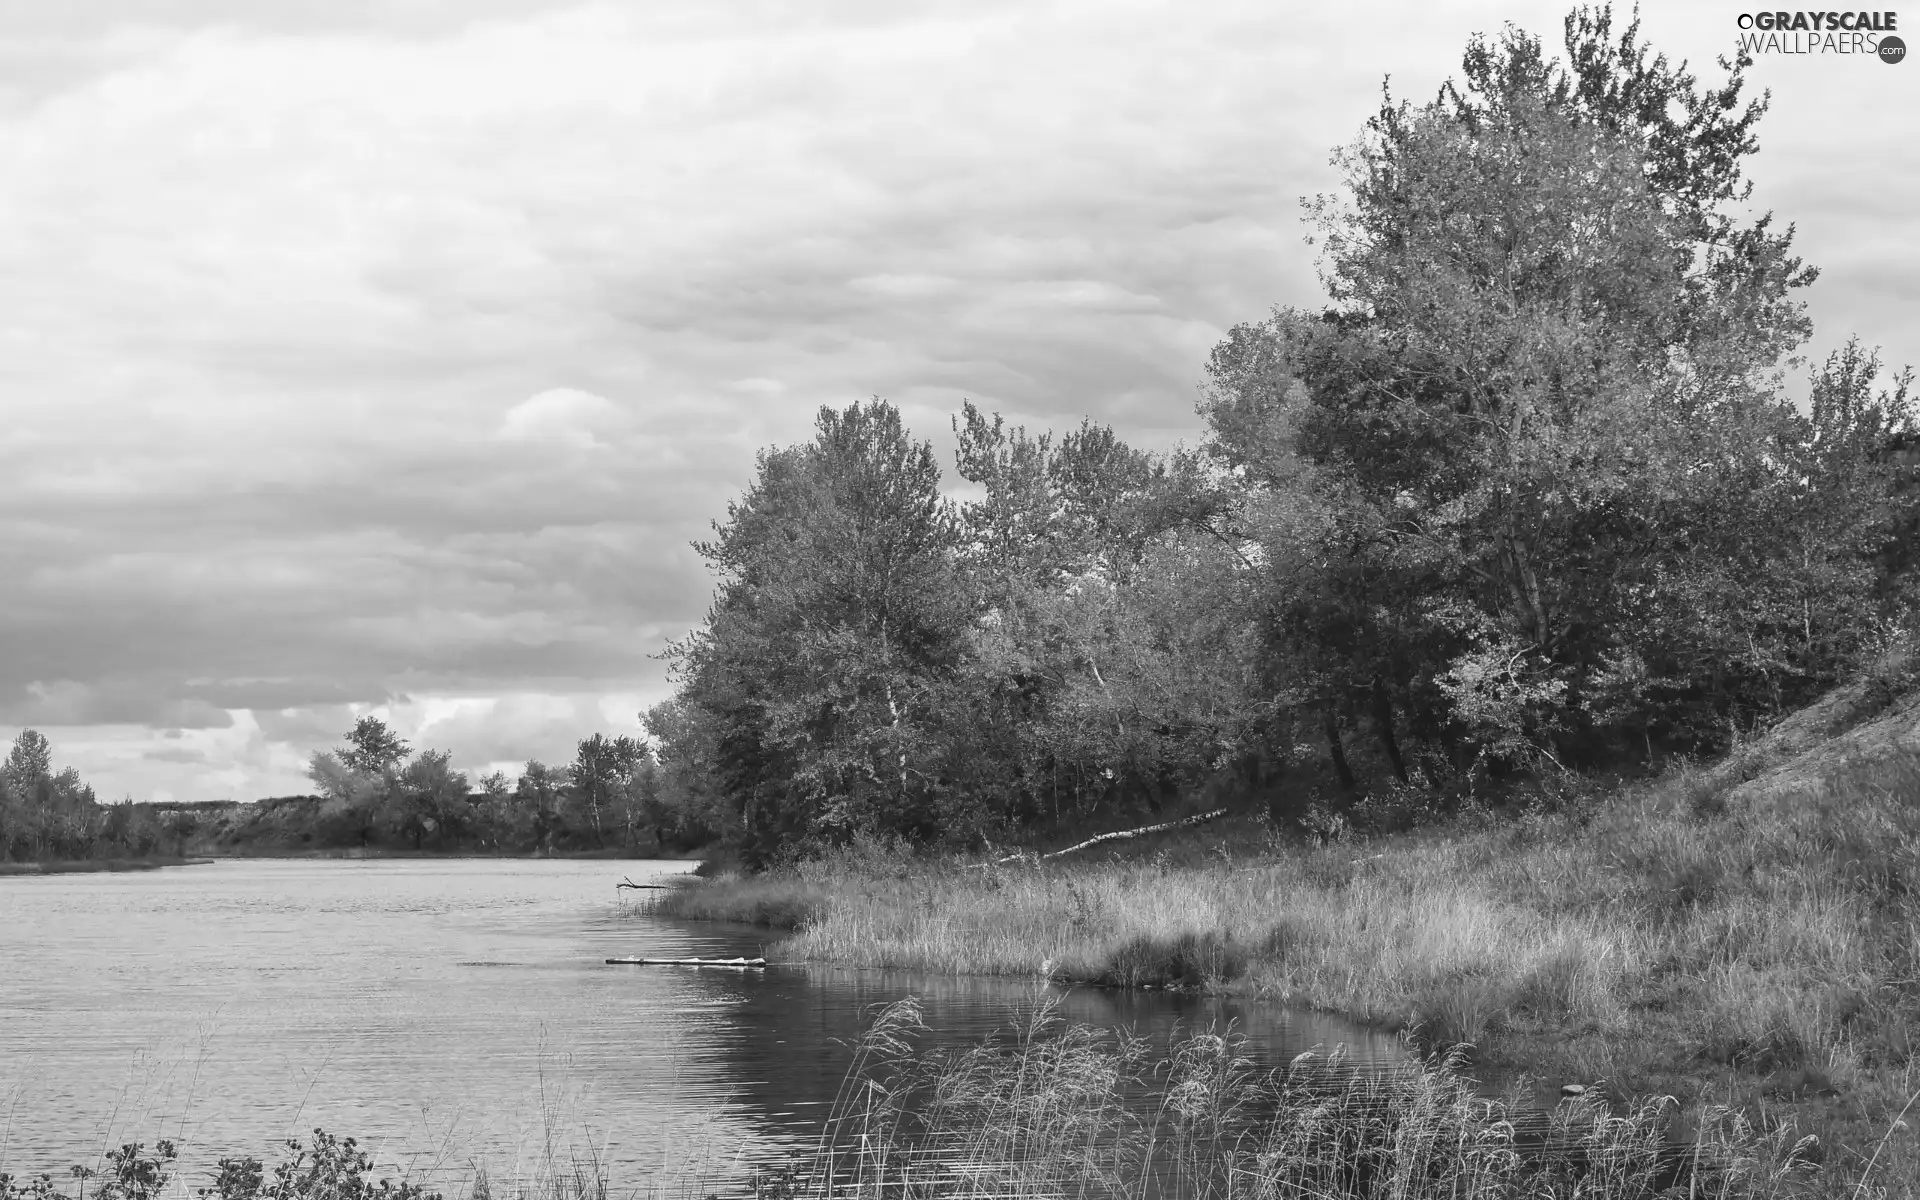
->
{"left": 496, "top": 388, "right": 627, "bottom": 448}
{"left": 1, "top": 681, "right": 235, "bottom": 730}
{"left": 0, "top": 0, "right": 1914, "bottom": 801}
{"left": 142, "top": 744, "right": 209, "bottom": 764}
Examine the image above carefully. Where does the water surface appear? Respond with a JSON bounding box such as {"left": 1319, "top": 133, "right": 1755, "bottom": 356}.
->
{"left": 0, "top": 859, "right": 1399, "bottom": 1191}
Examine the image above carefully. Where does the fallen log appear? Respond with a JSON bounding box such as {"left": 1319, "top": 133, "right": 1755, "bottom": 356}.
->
{"left": 616, "top": 877, "right": 678, "bottom": 890}
{"left": 605, "top": 956, "right": 768, "bottom": 967}
{"left": 971, "top": 808, "right": 1231, "bottom": 868}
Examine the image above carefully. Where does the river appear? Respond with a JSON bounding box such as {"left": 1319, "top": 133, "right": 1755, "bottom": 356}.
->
{"left": 0, "top": 859, "right": 1401, "bottom": 1193}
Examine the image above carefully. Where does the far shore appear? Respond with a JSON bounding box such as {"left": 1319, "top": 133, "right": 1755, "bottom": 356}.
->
{"left": 0, "top": 856, "right": 213, "bottom": 876}
{"left": 0, "top": 848, "right": 706, "bottom": 876}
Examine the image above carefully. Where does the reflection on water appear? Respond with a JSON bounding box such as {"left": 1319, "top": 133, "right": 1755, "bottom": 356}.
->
{"left": 0, "top": 860, "right": 1400, "bottom": 1191}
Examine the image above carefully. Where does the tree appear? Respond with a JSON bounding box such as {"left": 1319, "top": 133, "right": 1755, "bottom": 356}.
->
{"left": 1199, "top": 5, "right": 1907, "bottom": 774}
{"left": 674, "top": 399, "right": 971, "bottom": 863}
{"left": 514, "top": 761, "right": 566, "bottom": 854}
{"left": 341, "top": 717, "right": 410, "bottom": 775}
{"left": 309, "top": 718, "right": 413, "bottom": 847}
{"left": 568, "top": 733, "right": 648, "bottom": 848}
{"left": 949, "top": 403, "right": 1266, "bottom": 826}
{"left": 4, "top": 729, "right": 53, "bottom": 787}
{"left": 393, "top": 750, "right": 469, "bottom": 850}
{"left": 0, "top": 730, "right": 102, "bottom": 861}
{"left": 952, "top": 403, "right": 1059, "bottom": 606}
{"left": 641, "top": 700, "right": 729, "bottom": 849}
{"left": 307, "top": 749, "right": 386, "bottom": 846}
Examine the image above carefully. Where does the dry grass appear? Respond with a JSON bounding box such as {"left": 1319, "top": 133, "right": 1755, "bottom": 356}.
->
{"left": 654, "top": 749, "right": 1920, "bottom": 1197}
{"left": 754, "top": 996, "right": 1820, "bottom": 1199}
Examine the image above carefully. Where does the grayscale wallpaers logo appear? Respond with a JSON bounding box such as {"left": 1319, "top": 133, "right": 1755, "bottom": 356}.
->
{"left": 1735, "top": 11, "right": 1904, "bottom": 59}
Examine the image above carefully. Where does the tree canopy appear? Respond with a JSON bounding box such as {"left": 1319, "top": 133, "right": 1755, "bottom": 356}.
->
{"left": 642, "top": 5, "right": 1915, "bottom": 859}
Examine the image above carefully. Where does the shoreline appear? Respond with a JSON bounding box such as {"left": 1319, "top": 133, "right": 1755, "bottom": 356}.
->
{"left": 0, "top": 848, "right": 706, "bottom": 873}
{"left": 0, "top": 856, "right": 214, "bottom": 876}
{"left": 648, "top": 749, "right": 1920, "bottom": 1192}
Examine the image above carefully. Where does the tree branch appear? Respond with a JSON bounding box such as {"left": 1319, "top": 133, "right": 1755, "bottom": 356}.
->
{"left": 969, "top": 807, "right": 1230, "bottom": 868}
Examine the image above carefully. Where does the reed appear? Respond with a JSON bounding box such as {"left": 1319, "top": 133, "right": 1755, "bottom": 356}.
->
{"left": 757, "top": 996, "right": 1818, "bottom": 1199}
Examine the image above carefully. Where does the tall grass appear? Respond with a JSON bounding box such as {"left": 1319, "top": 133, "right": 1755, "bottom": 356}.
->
{"left": 654, "top": 750, "right": 1920, "bottom": 1195}
{"left": 760, "top": 996, "right": 1817, "bottom": 1199}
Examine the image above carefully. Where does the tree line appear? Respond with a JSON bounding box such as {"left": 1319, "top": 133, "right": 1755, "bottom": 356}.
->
{"left": 0, "top": 719, "right": 719, "bottom": 863}
{"left": 651, "top": 7, "right": 1919, "bottom": 866}
{"left": 301, "top": 715, "right": 715, "bottom": 853}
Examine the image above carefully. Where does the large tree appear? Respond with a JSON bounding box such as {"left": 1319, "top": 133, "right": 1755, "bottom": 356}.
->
{"left": 1202, "top": 5, "right": 1910, "bottom": 772}
{"left": 673, "top": 399, "right": 971, "bottom": 862}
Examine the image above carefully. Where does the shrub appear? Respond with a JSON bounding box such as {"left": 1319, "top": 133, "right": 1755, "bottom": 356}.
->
{"left": 1100, "top": 931, "right": 1247, "bottom": 989}
{"left": 1411, "top": 973, "right": 1510, "bottom": 1055}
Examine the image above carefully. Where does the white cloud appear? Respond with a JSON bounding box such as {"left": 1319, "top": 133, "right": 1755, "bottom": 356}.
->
{"left": 496, "top": 387, "right": 624, "bottom": 448}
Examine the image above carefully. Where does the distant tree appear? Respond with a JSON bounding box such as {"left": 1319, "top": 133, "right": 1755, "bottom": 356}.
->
{"left": 4, "top": 729, "right": 53, "bottom": 787}
{"left": 341, "top": 717, "right": 410, "bottom": 775}
{"left": 308, "top": 718, "right": 412, "bottom": 848}
{"left": 99, "top": 798, "right": 159, "bottom": 856}
{"left": 514, "top": 761, "right": 566, "bottom": 854}
{"left": 0, "top": 730, "right": 101, "bottom": 860}
{"left": 568, "top": 733, "right": 648, "bottom": 849}
{"left": 306, "top": 749, "right": 387, "bottom": 846}
{"left": 469, "top": 769, "right": 516, "bottom": 851}
{"left": 393, "top": 750, "right": 469, "bottom": 850}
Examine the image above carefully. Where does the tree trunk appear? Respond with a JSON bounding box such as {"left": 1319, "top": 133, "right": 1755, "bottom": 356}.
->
{"left": 1373, "top": 676, "right": 1409, "bottom": 784}
{"left": 1501, "top": 526, "right": 1550, "bottom": 648}
{"left": 1324, "top": 705, "right": 1356, "bottom": 792}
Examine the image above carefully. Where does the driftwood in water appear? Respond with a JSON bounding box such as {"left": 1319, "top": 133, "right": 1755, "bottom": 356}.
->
{"left": 605, "top": 956, "right": 768, "bottom": 967}
{"left": 616, "top": 877, "right": 677, "bottom": 890}
{"left": 973, "top": 808, "right": 1230, "bottom": 868}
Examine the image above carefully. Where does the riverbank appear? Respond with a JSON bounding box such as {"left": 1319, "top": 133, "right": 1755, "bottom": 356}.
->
{"left": 0, "top": 1003, "right": 1824, "bottom": 1200}
{"left": 0, "top": 855, "right": 211, "bottom": 876}
{"left": 654, "top": 748, "right": 1920, "bottom": 1195}
{"left": 184, "top": 845, "right": 705, "bottom": 861}
{"left": 0, "top": 846, "right": 706, "bottom": 873}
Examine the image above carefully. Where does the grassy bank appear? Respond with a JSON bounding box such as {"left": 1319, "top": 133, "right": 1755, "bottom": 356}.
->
{"left": 653, "top": 750, "right": 1920, "bottom": 1196}
{"left": 0, "top": 1005, "right": 1828, "bottom": 1200}
{"left": 0, "top": 856, "right": 210, "bottom": 877}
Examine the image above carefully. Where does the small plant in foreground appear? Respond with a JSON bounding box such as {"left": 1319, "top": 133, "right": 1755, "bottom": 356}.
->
{"left": 0, "top": 1132, "right": 441, "bottom": 1200}
{"left": 202, "top": 1130, "right": 441, "bottom": 1200}
{"left": 3, "top": 1142, "right": 179, "bottom": 1200}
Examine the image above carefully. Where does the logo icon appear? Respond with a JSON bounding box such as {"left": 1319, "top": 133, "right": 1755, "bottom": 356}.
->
{"left": 1882, "top": 34, "right": 1908, "bottom": 62}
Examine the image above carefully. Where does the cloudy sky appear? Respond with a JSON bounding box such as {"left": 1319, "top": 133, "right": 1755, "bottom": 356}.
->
{"left": 2, "top": 0, "right": 1913, "bottom": 803}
